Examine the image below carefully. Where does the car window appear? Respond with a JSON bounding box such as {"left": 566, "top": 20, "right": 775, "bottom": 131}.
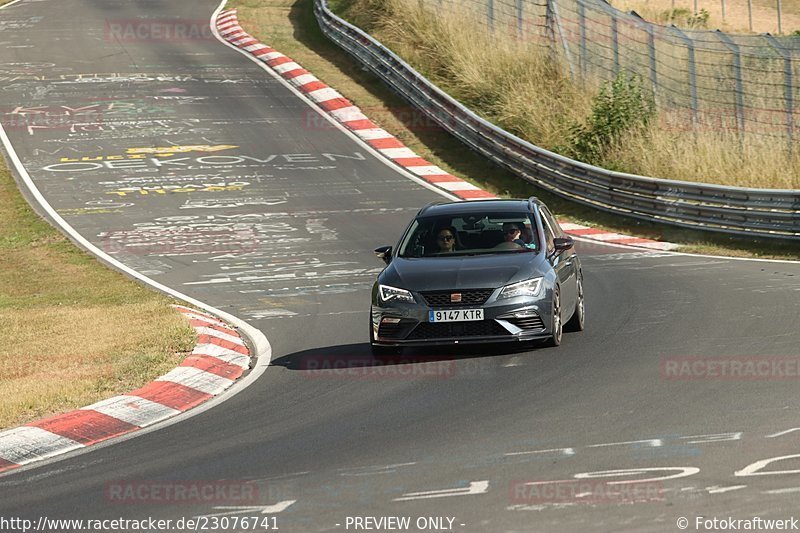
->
{"left": 539, "top": 208, "right": 556, "bottom": 253}
{"left": 539, "top": 206, "right": 564, "bottom": 238}
{"left": 397, "top": 212, "right": 539, "bottom": 257}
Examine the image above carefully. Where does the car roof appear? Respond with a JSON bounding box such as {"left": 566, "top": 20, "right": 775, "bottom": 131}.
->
{"left": 418, "top": 198, "right": 539, "bottom": 217}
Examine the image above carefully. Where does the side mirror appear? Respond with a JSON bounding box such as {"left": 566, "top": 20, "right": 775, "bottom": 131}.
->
{"left": 553, "top": 237, "right": 574, "bottom": 253}
{"left": 374, "top": 245, "right": 392, "bottom": 265}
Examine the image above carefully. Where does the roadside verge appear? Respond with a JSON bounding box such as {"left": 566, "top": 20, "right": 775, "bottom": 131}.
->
{"left": 0, "top": 306, "right": 253, "bottom": 474}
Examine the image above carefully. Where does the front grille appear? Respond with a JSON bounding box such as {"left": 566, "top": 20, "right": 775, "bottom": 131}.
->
{"left": 407, "top": 320, "right": 509, "bottom": 340}
{"left": 505, "top": 315, "right": 545, "bottom": 331}
{"left": 421, "top": 289, "right": 494, "bottom": 307}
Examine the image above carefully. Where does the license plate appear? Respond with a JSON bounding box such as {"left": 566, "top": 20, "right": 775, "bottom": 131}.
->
{"left": 428, "top": 309, "right": 484, "bottom": 322}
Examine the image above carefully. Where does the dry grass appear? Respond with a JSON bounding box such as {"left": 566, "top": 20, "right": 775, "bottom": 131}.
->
{"left": 369, "top": 0, "right": 594, "bottom": 149}
{"left": 607, "top": 129, "right": 799, "bottom": 188}
{"left": 611, "top": 0, "right": 800, "bottom": 34}
{"left": 335, "top": 0, "right": 799, "bottom": 189}
{"left": 0, "top": 160, "right": 195, "bottom": 429}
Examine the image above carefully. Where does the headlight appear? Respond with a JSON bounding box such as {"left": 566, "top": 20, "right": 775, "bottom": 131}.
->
{"left": 498, "top": 277, "right": 543, "bottom": 300}
{"left": 379, "top": 284, "right": 415, "bottom": 303}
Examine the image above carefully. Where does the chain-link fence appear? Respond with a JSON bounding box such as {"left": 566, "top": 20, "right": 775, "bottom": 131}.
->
{"left": 431, "top": 0, "right": 800, "bottom": 144}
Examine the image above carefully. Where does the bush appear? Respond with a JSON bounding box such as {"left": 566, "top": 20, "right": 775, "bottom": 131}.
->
{"left": 658, "top": 8, "right": 691, "bottom": 24}
{"left": 560, "top": 72, "right": 655, "bottom": 166}
{"left": 658, "top": 7, "right": 710, "bottom": 29}
{"left": 687, "top": 9, "right": 710, "bottom": 29}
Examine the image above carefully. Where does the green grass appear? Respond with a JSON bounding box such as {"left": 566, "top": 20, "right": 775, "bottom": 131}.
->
{"left": 228, "top": 0, "right": 799, "bottom": 260}
{"left": 0, "top": 158, "right": 196, "bottom": 429}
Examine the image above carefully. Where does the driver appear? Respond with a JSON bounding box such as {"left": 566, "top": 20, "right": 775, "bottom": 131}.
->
{"left": 502, "top": 223, "right": 526, "bottom": 247}
{"left": 435, "top": 227, "right": 458, "bottom": 253}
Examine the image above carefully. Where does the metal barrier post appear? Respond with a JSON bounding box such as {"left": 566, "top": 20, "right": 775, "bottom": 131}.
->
{"left": 611, "top": 11, "right": 619, "bottom": 75}
{"left": 550, "top": 0, "right": 576, "bottom": 79}
{"left": 715, "top": 30, "right": 746, "bottom": 136}
{"left": 631, "top": 11, "right": 658, "bottom": 104}
{"left": 647, "top": 25, "right": 657, "bottom": 105}
{"left": 578, "top": 0, "right": 587, "bottom": 80}
{"left": 764, "top": 33, "right": 794, "bottom": 153}
{"left": 669, "top": 25, "right": 699, "bottom": 129}
{"left": 488, "top": 0, "right": 495, "bottom": 32}
{"left": 516, "top": 0, "right": 524, "bottom": 40}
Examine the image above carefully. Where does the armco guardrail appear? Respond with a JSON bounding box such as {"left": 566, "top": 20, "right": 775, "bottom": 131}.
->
{"left": 314, "top": 0, "right": 800, "bottom": 241}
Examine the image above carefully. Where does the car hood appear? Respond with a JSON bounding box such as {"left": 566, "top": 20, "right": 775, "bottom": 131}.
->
{"left": 381, "top": 253, "right": 544, "bottom": 291}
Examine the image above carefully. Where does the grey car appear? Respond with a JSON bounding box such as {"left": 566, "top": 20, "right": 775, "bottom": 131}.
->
{"left": 370, "top": 197, "right": 584, "bottom": 355}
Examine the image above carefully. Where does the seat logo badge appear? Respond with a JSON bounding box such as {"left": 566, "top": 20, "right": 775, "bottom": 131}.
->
{"left": 450, "top": 293, "right": 462, "bottom": 303}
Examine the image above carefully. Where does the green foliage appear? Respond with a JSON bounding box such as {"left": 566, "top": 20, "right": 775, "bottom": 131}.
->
{"left": 560, "top": 72, "right": 655, "bottom": 166}
{"left": 658, "top": 8, "right": 691, "bottom": 24}
{"left": 658, "top": 7, "right": 710, "bottom": 29}
{"left": 687, "top": 8, "right": 710, "bottom": 29}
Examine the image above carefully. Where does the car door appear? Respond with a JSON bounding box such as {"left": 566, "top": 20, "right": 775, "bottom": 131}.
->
{"left": 539, "top": 207, "right": 577, "bottom": 314}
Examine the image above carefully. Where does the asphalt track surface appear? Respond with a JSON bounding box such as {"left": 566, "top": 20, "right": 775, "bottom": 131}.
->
{"left": 1, "top": 0, "right": 800, "bottom": 531}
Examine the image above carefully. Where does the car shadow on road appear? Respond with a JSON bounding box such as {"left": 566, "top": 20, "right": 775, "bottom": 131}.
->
{"left": 271, "top": 341, "right": 541, "bottom": 371}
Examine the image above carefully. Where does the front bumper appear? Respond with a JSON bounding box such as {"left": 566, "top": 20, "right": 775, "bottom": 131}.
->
{"left": 371, "top": 295, "right": 552, "bottom": 347}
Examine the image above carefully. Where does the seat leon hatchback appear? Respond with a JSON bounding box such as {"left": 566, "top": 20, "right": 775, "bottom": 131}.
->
{"left": 370, "top": 197, "right": 585, "bottom": 355}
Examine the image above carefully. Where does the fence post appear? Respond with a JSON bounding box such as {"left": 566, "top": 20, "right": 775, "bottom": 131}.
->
{"left": 488, "top": 0, "right": 494, "bottom": 32}
{"left": 647, "top": 25, "right": 657, "bottom": 105}
{"left": 777, "top": 0, "right": 783, "bottom": 34}
{"left": 669, "top": 25, "right": 699, "bottom": 129}
{"left": 764, "top": 33, "right": 794, "bottom": 154}
{"left": 630, "top": 11, "right": 658, "bottom": 104}
{"left": 516, "top": 0, "right": 524, "bottom": 40}
{"left": 549, "top": 0, "right": 576, "bottom": 79}
{"left": 714, "top": 30, "right": 746, "bottom": 136}
{"left": 611, "top": 11, "right": 619, "bottom": 75}
{"left": 578, "top": 0, "right": 587, "bottom": 80}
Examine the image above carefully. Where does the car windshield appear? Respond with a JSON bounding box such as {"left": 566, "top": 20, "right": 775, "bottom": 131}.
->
{"left": 397, "top": 212, "right": 540, "bottom": 257}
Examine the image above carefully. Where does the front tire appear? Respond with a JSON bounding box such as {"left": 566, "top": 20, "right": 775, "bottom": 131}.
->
{"left": 564, "top": 275, "right": 585, "bottom": 332}
{"left": 544, "top": 286, "right": 562, "bottom": 347}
